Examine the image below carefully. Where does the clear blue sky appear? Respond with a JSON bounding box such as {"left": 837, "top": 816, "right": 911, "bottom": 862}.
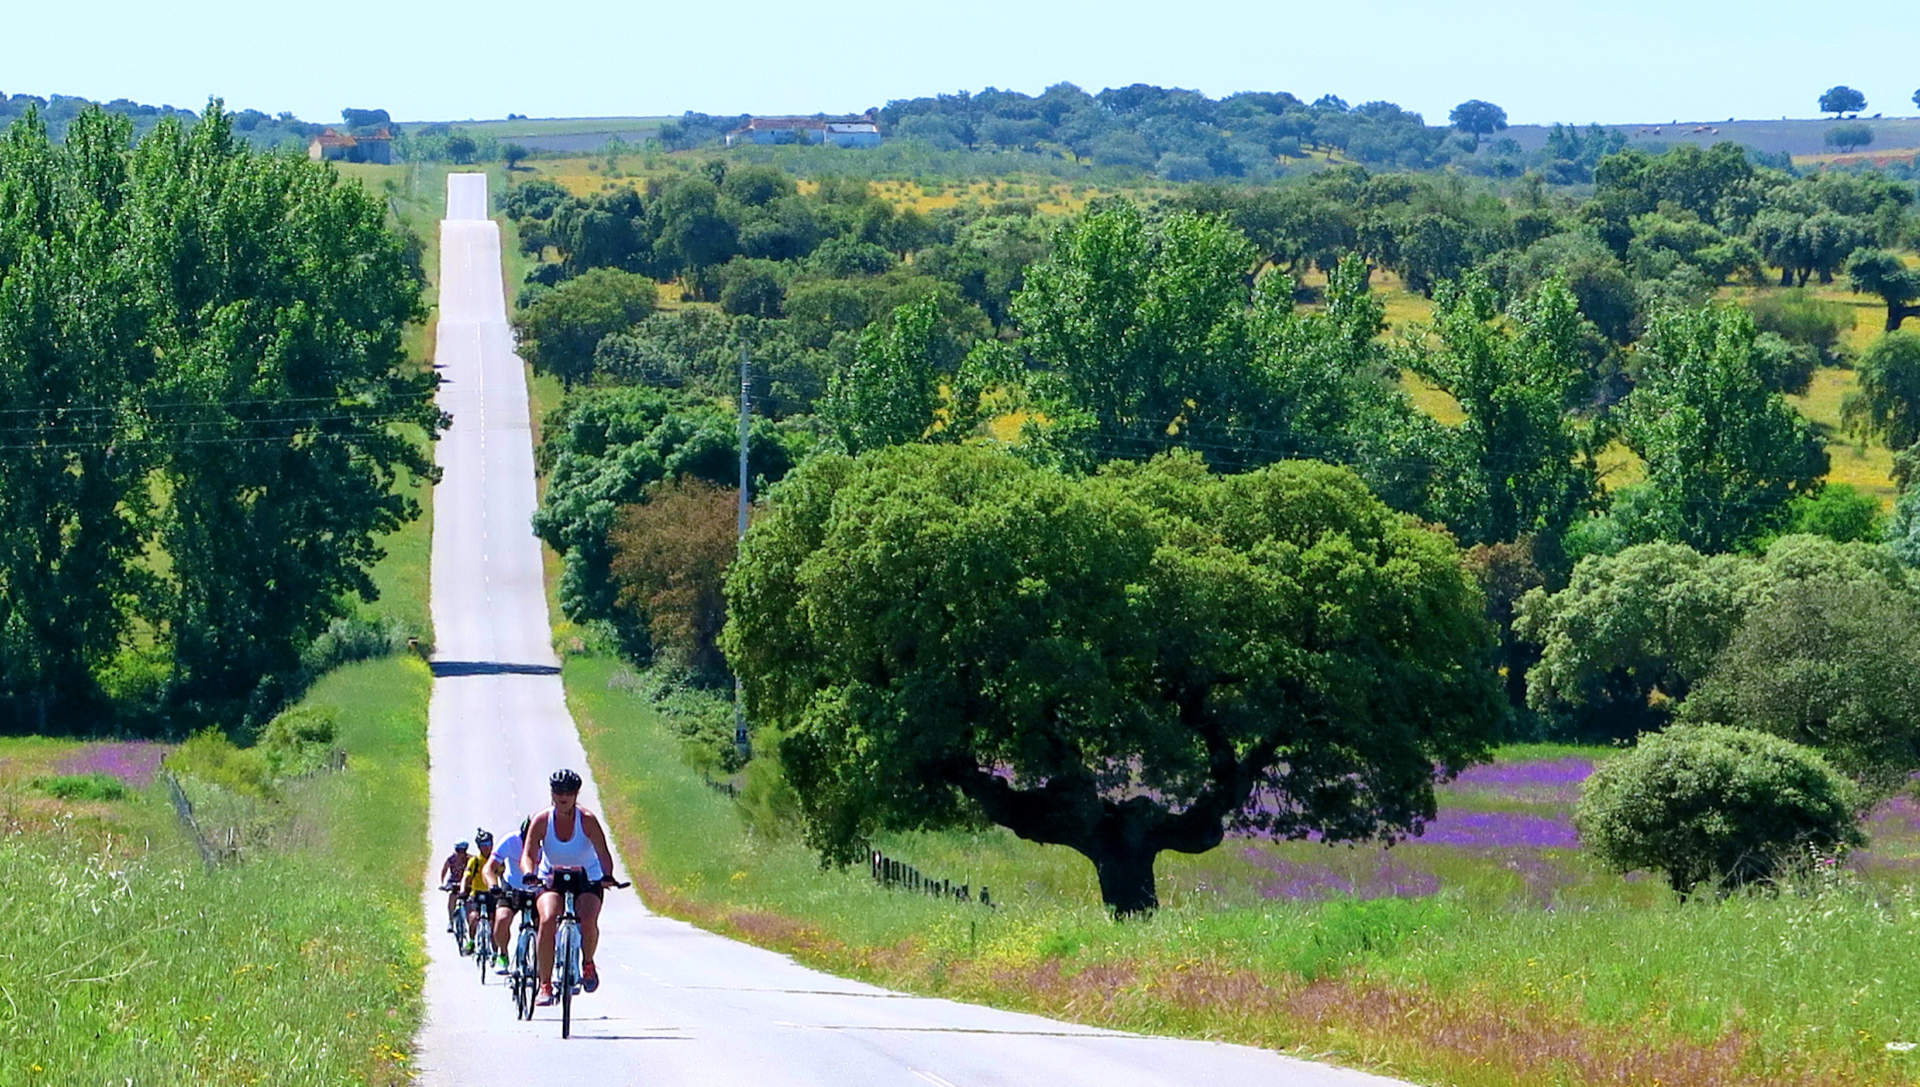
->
{"left": 5, "top": 0, "right": 1916, "bottom": 126}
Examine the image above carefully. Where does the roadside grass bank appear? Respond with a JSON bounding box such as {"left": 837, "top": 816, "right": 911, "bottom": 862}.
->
{"left": 568, "top": 653, "right": 1920, "bottom": 1087}
{"left": 0, "top": 658, "right": 430, "bottom": 1087}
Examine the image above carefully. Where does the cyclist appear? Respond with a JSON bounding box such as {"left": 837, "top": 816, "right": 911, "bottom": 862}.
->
{"left": 437, "top": 840, "right": 470, "bottom": 932}
{"left": 522, "top": 768, "right": 617, "bottom": 1007}
{"left": 483, "top": 816, "right": 535, "bottom": 975}
{"left": 461, "top": 830, "right": 496, "bottom": 954}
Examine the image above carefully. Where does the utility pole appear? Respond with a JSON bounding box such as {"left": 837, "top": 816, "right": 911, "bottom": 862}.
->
{"left": 734, "top": 346, "right": 752, "bottom": 763}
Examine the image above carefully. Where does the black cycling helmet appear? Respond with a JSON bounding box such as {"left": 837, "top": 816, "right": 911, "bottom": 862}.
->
{"left": 549, "top": 768, "right": 583, "bottom": 793}
{"left": 475, "top": 828, "right": 494, "bottom": 848}
{"left": 519, "top": 816, "right": 532, "bottom": 837}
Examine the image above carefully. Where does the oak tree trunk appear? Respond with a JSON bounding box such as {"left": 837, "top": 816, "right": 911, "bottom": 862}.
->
{"left": 1091, "top": 846, "right": 1159, "bottom": 916}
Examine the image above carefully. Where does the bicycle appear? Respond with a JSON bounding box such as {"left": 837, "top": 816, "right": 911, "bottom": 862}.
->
{"left": 508, "top": 887, "right": 539, "bottom": 1020}
{"left": 469, "top": 889, "right": 497, "bottom": 984}
{"left": 440, "top": 883, "right": 467, "bottom": 956}
{"left": 536, "top": 866, "right": 629, "bottom": 1039}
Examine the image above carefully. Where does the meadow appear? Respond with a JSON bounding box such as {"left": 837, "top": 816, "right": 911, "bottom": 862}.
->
{"left": 567, "top": 653, "right": 1920, "bottom": 1087}
{"left": 0, "top": 658, "right": 430, "bottom": 1087}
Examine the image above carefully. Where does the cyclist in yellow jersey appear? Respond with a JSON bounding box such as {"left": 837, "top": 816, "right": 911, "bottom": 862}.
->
{"left": 460, "top": 829, "right": 495, "bottom": 953}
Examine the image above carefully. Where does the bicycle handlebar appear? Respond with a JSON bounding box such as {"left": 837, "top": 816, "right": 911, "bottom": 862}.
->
{"left": 521, "top": 877, "right": 631, "bottom": 891}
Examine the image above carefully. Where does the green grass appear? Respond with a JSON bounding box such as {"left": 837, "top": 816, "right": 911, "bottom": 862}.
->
{"left": 0, "top": 658, "right": 430, "bottom": 1087}
{"left": 568, "top": 652, "right": 1920, "bottom": 1087}
{"left": 29, "top": 771, "right": 132, "bottom": 802}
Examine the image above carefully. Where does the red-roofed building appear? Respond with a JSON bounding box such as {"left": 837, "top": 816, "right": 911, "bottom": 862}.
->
{"left": 308, "top": 127, "right": 393, "bottom": 164}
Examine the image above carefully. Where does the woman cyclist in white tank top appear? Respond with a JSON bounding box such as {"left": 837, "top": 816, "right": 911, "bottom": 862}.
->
{"left": 521, "top": 768, "right": 618, "bottom": 1006}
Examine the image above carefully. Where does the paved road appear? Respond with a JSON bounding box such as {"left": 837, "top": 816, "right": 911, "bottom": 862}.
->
{"left": 414, "top": 172, "right": 1415, "bottom": 1086}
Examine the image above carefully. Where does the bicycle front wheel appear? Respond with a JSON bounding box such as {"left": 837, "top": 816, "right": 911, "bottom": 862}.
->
{"left": 558, "top": 925, "right": 576, "bottom": 1038}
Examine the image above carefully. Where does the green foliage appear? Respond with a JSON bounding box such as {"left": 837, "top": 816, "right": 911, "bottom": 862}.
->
{"left": 1011, "top": 200, "right": 1256, "bottom": 465}
{"left": 257, "top": 705, "right": 340, "bottom": 778}
{"left": 1410, "top": 273, "right": 1595, "bottom": 548}
{"left": 1845, "top": 331, "right": 1920, "bottom": 447}
{"left": 534, "top": 386, "right": 811, "bottom": 657}
{"left": 1818, "top": 86, "right": 1868, "bottom": 117}
{"left": 1679, "top": 577, "right": 1920, "bottom": 794}
{"left": 1448, "top": 100, "right": 1508, "bottom": 147}
{"left": 1575, "top": 724, "right": 1864, "bottom": 896}
{"left": 514, "top": 266, "right": 658, "bottom": 385}
{"left": 1776, "top": 482, "right": 1885, "bottom": 543}
{"left": 0, "top": 104, "right": 437, "bottom": 732}
{"left": 1824, "top": 123, "right": 1874, "bottom": 153}
{"left": 1481, "top": 228, "right": 1638, "bottom": 344}
{"left": 1518, "top": 542, "right": 1756, "bottom": 738}
{"left": 29, "top": 772, "right": 132, "bottom": 802}
{"left": 716, "top": 257, "right": 787, "bottom": 317}
{"left": 1746, "top": 289, "right": 1853, "bottom": 366}
{"left": 1620, "top": 305, "right": 1827, "bottom": 552}
{"left": 166, "top": 729, "right": 273, "bottom": 797}
{"left": 298, "top": 613, "right": 416, "bottom": 676}
{"left": 1010, "top": 204, "right": 1428, "bottom": 498}
{"left": 1847, "top": 249, "right": 1920, "bottom": 332}
{"left": 1518, "top": 535, "right": 1908, "bottom": 739}
{"left": 822, "top": 295, "right": 948, "bottom": 453}
{"left": 724, "top": 445, "right": 1502, "bottom": 912}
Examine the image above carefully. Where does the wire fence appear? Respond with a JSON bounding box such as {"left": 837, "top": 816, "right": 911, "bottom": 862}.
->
{"left": 870, "top": 849, "right": 992, "bottom": 907}
{"left": 161, "top": 747, "right": 348, "bottom": 868}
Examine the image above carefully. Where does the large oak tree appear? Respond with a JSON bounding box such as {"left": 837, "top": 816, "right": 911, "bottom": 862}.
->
{"left": 723, "top": 445, "right": 1502, "bottom": 914}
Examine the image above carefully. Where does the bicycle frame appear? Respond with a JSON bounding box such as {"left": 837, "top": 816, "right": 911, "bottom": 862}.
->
{"left": 511, "top": 890, "right": 539, "bottom": 1020}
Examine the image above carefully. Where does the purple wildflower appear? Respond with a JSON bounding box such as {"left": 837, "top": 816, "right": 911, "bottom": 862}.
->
{"left": 56, "top": 742, "right": 169, "bottom": 788}
{"left": 1415, "top": 808, "right": 1579, "bottom": 850}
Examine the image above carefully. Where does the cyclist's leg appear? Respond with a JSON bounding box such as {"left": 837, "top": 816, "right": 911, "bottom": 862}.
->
{"left": 534, "top": 890, "right": 563, "bottom": 986}
{"left": 577, "top": 889, "right": 604, "bottom": 965}
{"left": 493, "top": 899, "right": 514, "bottom": 955}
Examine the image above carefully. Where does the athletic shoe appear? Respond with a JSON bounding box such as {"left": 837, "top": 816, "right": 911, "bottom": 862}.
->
{"left": 535, "top": 984, "right": 556, "bottom": 1007}
{"left": 495, "top": 954, "right": 509, "bottom": 975}
{"left": 582, "top": 961, "right": 599, "bottom": 993}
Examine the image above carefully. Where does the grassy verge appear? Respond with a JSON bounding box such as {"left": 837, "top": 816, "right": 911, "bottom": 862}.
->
{"left": 0, "top": 658, "right": 430, "bottom": 1087}
{"left": 569, "top": 652, "right": 1920, "bottom": 1087}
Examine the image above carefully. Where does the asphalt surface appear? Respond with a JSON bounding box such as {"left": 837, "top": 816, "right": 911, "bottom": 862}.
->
{"left": 414, "top": 171, "right": 1416, "bottom": 1086}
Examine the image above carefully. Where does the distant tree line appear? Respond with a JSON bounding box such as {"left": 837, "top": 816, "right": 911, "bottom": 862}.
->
{"left": 0, "top": 91, "right": 318, "bottom": 150}
{"left": 658, "top": 85, "right": 1640, "bottom": 184}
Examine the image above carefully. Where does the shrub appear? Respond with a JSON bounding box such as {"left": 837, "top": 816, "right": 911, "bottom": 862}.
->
{"left": 1776, "top": 482, "right": 1884, "bottom": 543}
{"left": 1679, "top": 577, "right": 1920, "bottom": 794}
{"left": 1747, "top": 290, "right": 1855, "bottom": 366}
{"left": 1574, "top": 724, "right": 1865, "bottom": 896}
{"left": 165, "top": 729, "right": 274, "bottom": 798}
{"left": 29, "top": 773, "right": 131, "bottom": 802}
{"left": 257, "top": 706, "right": 340, "bottom": 777}
{"left": 607, "top": 665, "right": 743, "bottom": 775}
{"left": 739, "top": 728, "right": 802, "bottom": 840}
{"left": 300, "top": 614, "right": 414, "bottom": 676}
